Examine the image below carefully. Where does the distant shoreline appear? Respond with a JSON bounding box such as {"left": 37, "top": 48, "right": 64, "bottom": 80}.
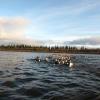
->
{"left": 0, "top": 49, "right": 100, "bottom": 54}
{"left": 0, "top": 49, "right": 33, "bottom": 52}
{"left": 0, "top": 45, "right": 100, "bottom": 54}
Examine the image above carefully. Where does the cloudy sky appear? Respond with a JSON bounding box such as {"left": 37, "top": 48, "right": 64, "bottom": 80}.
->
{"left": 0, "top": 0, "right": 100, "bottom": 46}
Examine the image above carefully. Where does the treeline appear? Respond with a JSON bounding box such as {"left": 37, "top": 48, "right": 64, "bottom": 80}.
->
{"left": 0, "top": 44, "right": 100, "bottom": 54}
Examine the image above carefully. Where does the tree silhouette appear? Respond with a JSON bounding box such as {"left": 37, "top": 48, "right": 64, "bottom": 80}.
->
{"left": 0, "top": 44, "right": 100, "bottom": 54}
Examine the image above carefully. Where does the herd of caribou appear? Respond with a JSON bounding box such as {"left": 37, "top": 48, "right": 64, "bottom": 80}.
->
{"left": 33, "top": 54, "right": 74, "bottom": 67}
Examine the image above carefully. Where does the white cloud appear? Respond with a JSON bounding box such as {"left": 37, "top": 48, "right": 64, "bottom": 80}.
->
{"left": 0, "top": 17, "right": 30, "bottom": 40}
{"left": 31, "top": 0, "right": 100, "bottom": 22}
{"left": 24, "top": 0, "right": 100, "bottom": 42}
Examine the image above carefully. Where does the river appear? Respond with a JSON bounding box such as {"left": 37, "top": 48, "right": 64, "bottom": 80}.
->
{"left": 0, "top": 51, "right": 100, "bottom": 100}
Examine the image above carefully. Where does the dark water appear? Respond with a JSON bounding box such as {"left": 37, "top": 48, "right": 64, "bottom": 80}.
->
{"left": 0, "top": 51, "right": 100, "bottom": 100}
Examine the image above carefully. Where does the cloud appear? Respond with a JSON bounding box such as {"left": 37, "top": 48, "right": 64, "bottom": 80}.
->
{"left": 0, "top": 17, "right": 30, "bottom": 40}
{"left": 21, "top": 36, "right": 100, "bottom": 47}
{"left": 25, "top": 0, "right": 100, "bottom": 41}
{"left": 32, "top": 0, "right": 100, "bottom": 21}
{"left": 1, "top": 35, "right": 100, "bottom": 48}
{"left": 68, "top": 36, "right": 100, "bottom": 46}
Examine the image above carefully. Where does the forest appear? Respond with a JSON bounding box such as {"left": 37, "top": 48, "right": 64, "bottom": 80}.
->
{"left": 0, "top": 44, "right": 100, "bottom": 54}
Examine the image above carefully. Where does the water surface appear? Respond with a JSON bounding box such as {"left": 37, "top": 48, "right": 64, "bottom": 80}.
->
{"left": 0, "top": 51, "right": 100, "bottom": 100}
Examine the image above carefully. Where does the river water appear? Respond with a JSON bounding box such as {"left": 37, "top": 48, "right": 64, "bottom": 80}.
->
{"left": 0, "top": 51, "right": 100, "bottom": 100}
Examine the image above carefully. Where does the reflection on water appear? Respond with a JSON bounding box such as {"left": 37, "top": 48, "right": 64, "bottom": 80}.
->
{"left": 0, "top": 51, "right": 100, "bottom": 100}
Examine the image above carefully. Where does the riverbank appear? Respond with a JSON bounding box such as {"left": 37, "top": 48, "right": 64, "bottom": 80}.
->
{"left": 0, "top": 48, "right": 100, "bottom": 54}
{"left": 0, "top": 45, "right": 100, "bottom": 54}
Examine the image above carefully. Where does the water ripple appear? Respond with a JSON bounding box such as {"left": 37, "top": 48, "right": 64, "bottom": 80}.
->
{"left": 0, "top": 51, "right": 100, "bottom": 100}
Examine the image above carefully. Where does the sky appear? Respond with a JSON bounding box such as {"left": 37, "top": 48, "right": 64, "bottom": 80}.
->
{"left": 0, "top": 0, "right": 100, "bottom": 46}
